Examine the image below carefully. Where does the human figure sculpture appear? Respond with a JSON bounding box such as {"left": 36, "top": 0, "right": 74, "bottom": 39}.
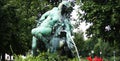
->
{"left": 31, "top": 1, "right": 75, "bottom": 56}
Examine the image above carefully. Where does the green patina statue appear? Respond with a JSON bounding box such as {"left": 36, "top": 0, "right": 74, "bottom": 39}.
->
{"left": 31, "top": 0, "right": 80, "bottom": 59}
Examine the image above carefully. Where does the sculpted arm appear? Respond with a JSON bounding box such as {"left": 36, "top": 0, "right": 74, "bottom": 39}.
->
{"left": 39, "top": 11, "right": 50, "bottom": 21}
{"left": 36, "top": 11, "right": 50, "bottom": 26}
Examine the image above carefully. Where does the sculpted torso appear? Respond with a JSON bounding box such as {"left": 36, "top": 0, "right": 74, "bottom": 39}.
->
{"left": 32, "top": 7, "right": 61, "bottom": 36}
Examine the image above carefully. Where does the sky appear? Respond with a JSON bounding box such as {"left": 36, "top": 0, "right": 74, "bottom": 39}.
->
{"left": 71, "top": 4, "right": 92, "bottom": 40}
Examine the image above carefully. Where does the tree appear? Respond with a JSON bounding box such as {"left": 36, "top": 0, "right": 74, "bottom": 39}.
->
{"left": 0, "top": 0, "right": 54, "bottom": 60}
{"left": 80, "top": 0, "right": 120, "bottom": 56}
{"left": 74, "top": 31, "right": 84, "bottom": 50}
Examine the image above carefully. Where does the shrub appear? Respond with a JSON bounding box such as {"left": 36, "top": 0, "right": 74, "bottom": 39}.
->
{"left": 14, "top": 52, "right": 80, "bottom": 61}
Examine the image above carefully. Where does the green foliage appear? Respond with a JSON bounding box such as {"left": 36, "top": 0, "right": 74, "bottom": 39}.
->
{"left": 80, "top": 0, "right": 120, "bottom": 56}
{"left": 74, "top": 31, "right": 84, "bottom": 51}
{"left": 93, "top": 38, "right": 111, "bottom": 57}
{"left": 14, "top": 52, "right": 80, "bottom": 61}
{"left": 109, "top": 56, "right": 120, "bottom": 61}
{"left": 81, "top": 38, "right": 97, "bottom": 56}
{"left": 84, "top": 39, "right": 94, "bottom": 50}
{"left": 0, "top": 0, "right": 53, "bottom": 55}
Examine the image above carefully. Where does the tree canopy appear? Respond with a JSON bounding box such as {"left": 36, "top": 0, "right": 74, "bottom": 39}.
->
{"left": 80, "top": 0, "right": 120, "bottom": 55}
{"left": 0, "top": 0, "right": 54, "bottom": 55}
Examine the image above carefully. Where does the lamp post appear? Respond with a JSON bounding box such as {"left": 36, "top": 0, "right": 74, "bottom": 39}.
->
{"left": 91, "top": 50, "right": 94, "bottom": 58}
{"left": 100, "top": 51, "right": 102, "bottom": 57}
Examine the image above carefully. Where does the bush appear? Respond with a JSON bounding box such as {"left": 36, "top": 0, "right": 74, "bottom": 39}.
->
{"left": 14, "top": 52, "right": 80, "bottom": 61}
{"left": 109, "top": 56, "right": 120, "bottom": 61}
